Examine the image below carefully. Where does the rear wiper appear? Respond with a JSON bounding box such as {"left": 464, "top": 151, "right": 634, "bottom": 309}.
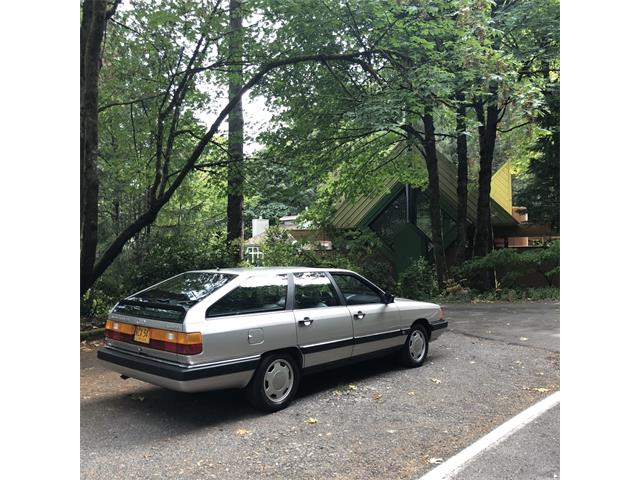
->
{"left": 131, "top": 296, "right": 186, "bottom": 305}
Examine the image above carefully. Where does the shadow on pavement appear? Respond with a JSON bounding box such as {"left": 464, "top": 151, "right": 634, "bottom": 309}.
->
{"left": 81, "top": 350, "right": 443, "bottom": 447}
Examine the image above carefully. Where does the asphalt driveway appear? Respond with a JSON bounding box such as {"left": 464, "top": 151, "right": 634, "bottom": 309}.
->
{"left": 442, "top": 302, "right": 560, "bottom": 352}
{"left": 81, "top": 301, "right": 560, "bottom": 480}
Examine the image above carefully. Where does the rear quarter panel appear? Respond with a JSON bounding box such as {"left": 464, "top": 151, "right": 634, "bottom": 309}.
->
{"left": 182, "top": 309, "right": 297, "bottom": 365}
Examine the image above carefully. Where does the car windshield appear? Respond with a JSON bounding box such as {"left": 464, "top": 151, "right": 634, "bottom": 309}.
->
{"left": 130, "top": 272, "right": 236, "bottom": 306}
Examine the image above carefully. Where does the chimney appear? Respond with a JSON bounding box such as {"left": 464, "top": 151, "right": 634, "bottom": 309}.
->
{"left": 251, "top": 217, "right": 269, "bottom": 238}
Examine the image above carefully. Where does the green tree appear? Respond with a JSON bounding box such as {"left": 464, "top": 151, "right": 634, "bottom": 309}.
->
{"left": 81, "top": 0, "right": 378, "bottom": 296}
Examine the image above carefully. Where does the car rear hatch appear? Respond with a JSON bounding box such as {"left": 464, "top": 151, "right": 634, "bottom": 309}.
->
{"left": 104, "top": 271, "right": 235, "bottom": 363}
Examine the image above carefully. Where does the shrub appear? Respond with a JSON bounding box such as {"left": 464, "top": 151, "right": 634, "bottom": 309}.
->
{"left": 395, "top": 257, "right": 438, "bottom": 301}
{"left": 455, "top": 241, "right": 559, "bottom": 291}
{"left": 524, "top": 286, "right": 560, "bottom": 301}
{"left": 320, "top": 229, "right": 396, "bottom": 292}
{"left": 259, "top": 226, "right": 314, "bottom": 266}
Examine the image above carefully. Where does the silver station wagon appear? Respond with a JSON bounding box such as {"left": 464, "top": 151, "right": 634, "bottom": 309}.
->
{"left": 98, "top": 267, "right": 447, "bottom": 411}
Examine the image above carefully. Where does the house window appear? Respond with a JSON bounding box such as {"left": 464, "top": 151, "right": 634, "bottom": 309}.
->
{"left": 245, "top": 246, "right": 264, "bottom": 264}
{"left": 415, "top": 190, "right": 456, "bottom": 239}
{"left": 368, "top": 189, "right": 407, "bottom": 248}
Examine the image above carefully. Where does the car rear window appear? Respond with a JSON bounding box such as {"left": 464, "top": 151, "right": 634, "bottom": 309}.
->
{"left": 113, "top": 272, "right": 236, "bottom": 322}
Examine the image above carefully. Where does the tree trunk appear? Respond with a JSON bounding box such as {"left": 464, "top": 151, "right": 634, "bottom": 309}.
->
{"left": 473, "top": 85, "right": 499, "bottom": 259}
{"left": 421, "top": 106, "right": 448, "bottom": 290}
{"left": 80, "top": 0, "right": 108, "bottom": 296}
{"left": 454, "top": 92, "right": 468, "bottom": 265}
{"left": 226, "top": 0, "right": 244, "bottom": 262}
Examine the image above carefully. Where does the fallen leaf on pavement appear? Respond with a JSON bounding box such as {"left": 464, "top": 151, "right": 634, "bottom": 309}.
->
{"left": 522, "top": 386, "right": 551, "bottom": 393}
{"left": 348, "top": 384, "right": 358, "bottom": 391}
{"left": 431, "top": 378, "right": 442, "bottom": 384}
{"left": 372, "top": 393, "right": 383, "bottom": 401}
{"left": 235, "top": 428, "right": 250, "bottom": 436}
{"left": 386, "top": 429, "right": 396, "bottom": 434}
{"left": 304, "top": 417, "right": 319, "bottom": 424}
{"left": 407, "top": 391, "right": 415, "bottom": 396}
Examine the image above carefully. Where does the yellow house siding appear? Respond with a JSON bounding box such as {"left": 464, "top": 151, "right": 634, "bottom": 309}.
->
{"left": 490, "top": 160, "right": 512, "bottom": 214}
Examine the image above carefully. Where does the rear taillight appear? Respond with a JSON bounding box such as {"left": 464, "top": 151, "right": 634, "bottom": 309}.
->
{"left": 105, "top": 320, "right": 202, "bottom": 355}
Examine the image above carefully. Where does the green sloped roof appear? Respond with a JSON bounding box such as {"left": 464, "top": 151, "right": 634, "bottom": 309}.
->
{"left": 333, "top": 176, "right": 399, "bottom": 228}
{"left": 332, "top": 150, "right": 517, "bottom": 229}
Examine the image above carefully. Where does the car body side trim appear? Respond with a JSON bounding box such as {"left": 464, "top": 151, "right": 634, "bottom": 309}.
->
{"left": 299, "top": 329, "right": 409, "bottom": 354}
{"left": 354, "top": 329, "right": 409, "bottom": 344}
{"left": 301, "top": 346, "right": 403, "bottom": 376}
{"left": 299, "top": 337, "right": 354, "bottom": 354}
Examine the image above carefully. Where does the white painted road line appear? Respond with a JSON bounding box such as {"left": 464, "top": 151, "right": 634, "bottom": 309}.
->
{"left": 418, "top": 391, "right": 561, "bottom": 480}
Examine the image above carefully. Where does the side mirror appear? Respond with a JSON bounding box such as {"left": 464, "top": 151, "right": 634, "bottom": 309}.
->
{"left": 384, "top": 293, "right": 395, "bottom": 304}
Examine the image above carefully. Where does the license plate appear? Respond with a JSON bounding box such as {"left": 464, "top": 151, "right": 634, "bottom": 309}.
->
{"left": 134, "top": 326, "right": 150, "bottom": 344}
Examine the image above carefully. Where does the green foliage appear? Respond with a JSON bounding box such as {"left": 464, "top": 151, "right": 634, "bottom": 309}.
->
{"left": 257, "top": 227, "right": 396, "bottom": 292}
{"left": 85, "top": 0, "right": 560, "bottom": 313}
{"left": 81, "top": 228, "right": 233, "bottom": 318}
{"left": 515, "top": 81, "right": 560, "bottom": 227}
{"left": 395, "top": 257, "right": 438, "bottom": 302}
{"left": 525, "top": 287, "right": 560, "bottom": 301}
{"left": 259, "top": 227, "right": 310, "bottom": 266}
{"left": 462, "top": 286, "right": 560, "bottom": 303}
{"left": 456, "top": 241, "right": 559, "bottom": 290}
{"left": 320, "top": 229, "right": 396, "bottom": 292}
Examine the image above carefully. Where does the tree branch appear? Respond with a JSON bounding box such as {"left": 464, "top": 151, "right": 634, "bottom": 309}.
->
{"left": 498, "top": 121, "right": 532, "bottom": 133}
{"left": 98, "top": 93, "right": 165, "bottom": 113}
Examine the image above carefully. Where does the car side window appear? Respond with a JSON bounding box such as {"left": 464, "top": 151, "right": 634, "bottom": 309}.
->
{"left": 293, "top": 272, "right": 340, "bottom": 309}
{"left": 206, "top": 274, "right": 288, "bottom": 318}
{"left": 332, "top": 274, "right": 383, "bottom": 305}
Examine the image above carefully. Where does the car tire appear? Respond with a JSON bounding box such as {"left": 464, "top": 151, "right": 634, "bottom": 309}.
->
{"left": 247, "top": 352, "right": 300, "bottom": 412}
{"left": 400, "top": 324, "right": 429, "bottom": 367}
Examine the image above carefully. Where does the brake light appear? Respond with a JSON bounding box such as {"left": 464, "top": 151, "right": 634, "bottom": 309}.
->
{"left": 105, "top": 320, "right": 202, "bottom": 355}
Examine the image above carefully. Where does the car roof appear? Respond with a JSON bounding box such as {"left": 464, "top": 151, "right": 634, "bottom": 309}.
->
{"left": 189, "top": 266, "right": 355, "bottom": 276}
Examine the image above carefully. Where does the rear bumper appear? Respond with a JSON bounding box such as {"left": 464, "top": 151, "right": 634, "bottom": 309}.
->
{"left": 428, "top": 320, "right": 448, "bottom": 341}
{"left": 97, "top": 347, "right": 258, "bottom": 393}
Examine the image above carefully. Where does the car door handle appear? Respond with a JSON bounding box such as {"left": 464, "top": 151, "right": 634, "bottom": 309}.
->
{"left": 354, "top": 311, "right": 366, "bottom": 320}
{"left": 298, "top": 317, "right": 314, "bottom": 326}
